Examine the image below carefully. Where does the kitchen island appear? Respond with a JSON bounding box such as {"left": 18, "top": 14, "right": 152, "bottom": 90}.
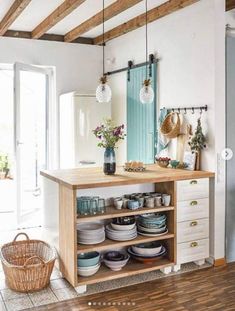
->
{"left": 41, "top": 165, "right": 214, "bottom": 292}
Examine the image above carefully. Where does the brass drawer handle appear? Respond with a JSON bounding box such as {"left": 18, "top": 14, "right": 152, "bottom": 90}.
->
{"left": 190, "top": 200, "right": 198, "bottom": 206}
{"left": 190, "top": 180, "right": 198, "bottom": 185}
{"left": 190, "top": 221, "right": 198, "bottom": 227}
{"left": 190, "top": 242, "right": 198, "bottom": 248}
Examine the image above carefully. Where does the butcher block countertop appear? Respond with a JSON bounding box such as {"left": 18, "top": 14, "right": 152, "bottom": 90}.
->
{"left": 40, "top": 165, "right": 215, "bottom": 190}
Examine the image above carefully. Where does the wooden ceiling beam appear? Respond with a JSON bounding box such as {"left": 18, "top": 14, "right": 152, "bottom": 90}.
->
{"left": 64, "top": 0, "right": 142, "bottom": 43}
{"left": 94, "top": 0, "right": 200, "bottom": 45}
{"left": 4, "top": 30, "right": 94, "bottom": 45}
{"left": 32, "top": 0, "right": 87, "bottom": 39}
{"left": 226, "top": 0, "right": 235, "bottom": 11}
{"left": 0, "top": 0, "right": 31, "bottom": 36}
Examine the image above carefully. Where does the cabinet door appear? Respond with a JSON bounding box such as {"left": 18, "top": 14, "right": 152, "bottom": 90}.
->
{"left": 177, "top": 178, "right": 209, "bottom": 201}
{"left": 177, "top": 219, "right": 209, "bottom": 243}
{"left": 177, "top": 198, "right": 209, "bottom": 222}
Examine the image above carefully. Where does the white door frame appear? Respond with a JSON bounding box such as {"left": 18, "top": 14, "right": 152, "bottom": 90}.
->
{"left": 14, "top": 62, "right": 55, "bottom": 225}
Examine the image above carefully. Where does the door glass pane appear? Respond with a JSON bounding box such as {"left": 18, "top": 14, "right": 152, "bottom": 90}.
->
{"left": 0, "top": 69, "right": 16, "bottom": 229}
{"left": 18, "top": 71, "right": 47, "bottom": 217}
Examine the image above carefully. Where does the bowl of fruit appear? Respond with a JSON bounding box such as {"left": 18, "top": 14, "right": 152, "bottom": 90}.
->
{"left": 156, "top": 157, "right": 171, "bottom": 168}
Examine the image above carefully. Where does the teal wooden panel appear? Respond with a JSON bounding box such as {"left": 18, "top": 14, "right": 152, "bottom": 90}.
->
{"left": 127, "top": 64, "right": 157, "bottom": 164}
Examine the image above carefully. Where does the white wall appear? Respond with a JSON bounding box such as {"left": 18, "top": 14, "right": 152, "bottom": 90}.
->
{"left": 0, "top": 37, "right": 102, "bottom": 96}
{"left": 106, "top": 0, "right": 226, "bottom": 260}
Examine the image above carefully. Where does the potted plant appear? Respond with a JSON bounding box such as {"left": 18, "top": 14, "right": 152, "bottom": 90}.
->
{"left": 93, "top": 119, "right": 126, "bottom": 175}
{"left": 0, "top": 154, "right": 10, "bottom": 179}
{"left": 188, "top": 118, "right": 206, "bottom": 170}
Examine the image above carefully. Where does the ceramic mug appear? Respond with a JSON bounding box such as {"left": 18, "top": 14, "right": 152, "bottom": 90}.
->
{"left": 137, "top": 197, "right": 144, "bottom": 208}
{"left": 145, "top": 197, "right": 155, "bottom": 208}
{"left": 114, "top": 199, "right": 123, "bottom": 210}
{"left": 128, "top": 200, "right": 140, "bottom": 210}
{"left": 162, "top": 194, "right": 171, "bottom": 207}
{"left": 123, "top": 198, "right": 129, "bottom": 209}
{"left": 154, "top": 196, "right": 162, "bottom": 207}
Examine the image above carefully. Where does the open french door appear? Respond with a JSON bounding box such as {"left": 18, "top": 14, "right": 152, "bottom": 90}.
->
{"left": 14, "top": 63, "right": 53, "bottom": 226}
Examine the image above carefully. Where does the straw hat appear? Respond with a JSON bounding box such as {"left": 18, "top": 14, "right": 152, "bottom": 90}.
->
{"left": 160, "top": 112, "right": 180, "bottom": 139}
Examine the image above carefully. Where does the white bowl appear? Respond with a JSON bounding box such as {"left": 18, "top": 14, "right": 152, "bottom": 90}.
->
{"left": 111, "top": 222, "right": 136, "bottom": 231}
{"left": 131, "top": 243, "right": 162, "bottom": 256}
{"left": 78, "top": 263, "right": 101, "bottom": 277}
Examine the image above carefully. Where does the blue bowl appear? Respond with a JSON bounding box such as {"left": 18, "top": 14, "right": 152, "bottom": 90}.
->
{"left": 77, "top": 252, "right": 100, "bottom": 267}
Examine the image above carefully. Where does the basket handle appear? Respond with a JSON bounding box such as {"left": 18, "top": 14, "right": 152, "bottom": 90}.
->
{"left": 13, "top": 232, "right": 29, "bottom": 242}
{"left": 23, "top": 256, "right": 45, "bottom": 268}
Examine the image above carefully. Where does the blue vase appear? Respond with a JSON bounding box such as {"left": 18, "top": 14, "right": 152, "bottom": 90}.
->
{"left": 104, "top": 147, "right": 116, "bottom": 175}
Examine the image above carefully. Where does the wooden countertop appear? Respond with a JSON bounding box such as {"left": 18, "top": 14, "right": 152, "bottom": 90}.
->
{"left": 40, "top": 164, "right": 214, "bottom": 190}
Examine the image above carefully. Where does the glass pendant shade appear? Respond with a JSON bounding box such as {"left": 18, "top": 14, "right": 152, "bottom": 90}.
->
{"left": 140, "top": 82, "right": 154, "bottom": 104}
{"left": 96, "top": 81, "right": 112, "bottom": 103}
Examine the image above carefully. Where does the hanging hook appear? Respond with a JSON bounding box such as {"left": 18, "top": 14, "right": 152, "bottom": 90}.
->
{"left": 192, "top": 107, "right": 195, "bottom": 114}
{"left": 172, "top": 108, "right": 174, "bottom": 112}
{"left": 200, "top": 107, "right": 203, "bottom": 115}
{"left": 178, "top": 108, "right": 181, "bottom": 114}
{"left": 184, "top": 108, "right": 187, "bottom": 114}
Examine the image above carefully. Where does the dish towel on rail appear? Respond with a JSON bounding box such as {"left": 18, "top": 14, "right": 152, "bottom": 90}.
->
{"left": 156, "top": 108, "right": 170, "bottom": 156}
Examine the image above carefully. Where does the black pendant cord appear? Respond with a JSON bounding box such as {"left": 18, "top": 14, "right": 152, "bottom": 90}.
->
{"left": 145, "top": 0, "right": 148, "bottom": 81}
{"left": 102, "top": 0, "right": 105, "bottom": 77}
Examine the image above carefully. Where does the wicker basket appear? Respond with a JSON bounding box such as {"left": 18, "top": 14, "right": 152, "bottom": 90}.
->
{"left": 160, "top": 112, "right": 180, "bottom": 139}
{"left": 0, "top": 233, "right": 57, "bottom": 292}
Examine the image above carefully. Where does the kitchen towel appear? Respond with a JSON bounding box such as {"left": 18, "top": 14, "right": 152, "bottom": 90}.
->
{"left": 156, "top": 108, "right": 170, "bottom": 156}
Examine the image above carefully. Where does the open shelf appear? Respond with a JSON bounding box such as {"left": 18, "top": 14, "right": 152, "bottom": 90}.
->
{"left": 77, "top": 258, "right": 173, "bottom": 286}
{"left": 76, "top": 205, "right": 175, "bottom": 223}
{"left": 77, "top": 233, "right": 174, "bottom": 254}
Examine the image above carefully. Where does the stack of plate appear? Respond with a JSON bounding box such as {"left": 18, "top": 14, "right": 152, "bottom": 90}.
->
{"left": 137, "top": 214, "right": 168, "bottom": 236}
{"left": 127, "top": 245, "right": 167, "bottom": 264}
{"left": 77, "top": 223, "right": 105, "bottom": 244}
{"left": 106, "top": 224, "right": 137, "bottom": 241}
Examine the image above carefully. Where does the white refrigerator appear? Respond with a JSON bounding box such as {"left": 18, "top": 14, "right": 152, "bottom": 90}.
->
{"left": 59, "top": 92, "right": 111, "bottom": 169}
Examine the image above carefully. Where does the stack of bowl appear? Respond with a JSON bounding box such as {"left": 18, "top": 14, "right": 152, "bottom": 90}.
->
{"left": 103, "top": 251, "right": 130, "bottom": 271}
{"left": 127, "top": 242, "right": 166, "bottom": 264}
{"left": 77, "top": 252, "right": 101, "bottom": 277}
{"left": 106, "top": 217, "right": 137, "bottom": 241}
{"left": 77, "top": 223, "right": 105, "bottom": 244}
{"left": 137, "top": 214, "right": 168, "bottom": 236}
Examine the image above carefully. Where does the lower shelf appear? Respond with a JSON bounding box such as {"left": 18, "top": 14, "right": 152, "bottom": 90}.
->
{"left": 77, "top": 258, "right": 174, "bottom": 286}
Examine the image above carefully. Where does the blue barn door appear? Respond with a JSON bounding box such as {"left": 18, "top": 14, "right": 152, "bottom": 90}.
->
{"left": 127, "top": 64, "right": 157, "bottom": 164}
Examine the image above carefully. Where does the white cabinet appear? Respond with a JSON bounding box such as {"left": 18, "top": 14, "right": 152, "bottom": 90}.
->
{"left": 175, "top": 178, "right": 209, "bottom": 270}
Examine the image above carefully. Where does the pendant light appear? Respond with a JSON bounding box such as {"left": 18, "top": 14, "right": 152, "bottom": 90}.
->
{"left": 139, "top": 0, "right": 154, "bottom": 104}
{"left": 96, "top": 0, "right": 112, "bottom": 103}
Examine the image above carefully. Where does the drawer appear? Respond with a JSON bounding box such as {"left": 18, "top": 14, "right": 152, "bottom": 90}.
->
{"left": 177, "top": 178, "right": 209, "bottom": 201}
{"left": 177, "top": 198, "right": 209, "bottom": 222}
{"left": 177, "top": 238, "right": 209, "bottom": 264}
{"left": 177, "top": 218, "right": 209, "bottom": 243}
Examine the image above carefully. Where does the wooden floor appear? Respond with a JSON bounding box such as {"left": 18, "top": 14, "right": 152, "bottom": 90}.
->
{"left": 27, "top": 263, "right": 235, "bottom": 311}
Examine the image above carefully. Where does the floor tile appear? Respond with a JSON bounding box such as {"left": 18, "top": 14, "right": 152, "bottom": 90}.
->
{"left": 53, "top": 287, "right": 77, "bottom": 301}
{"left": 0, "top": 301, "right": 6, "bottom": 311}
{"left": 4, "top": 297, "right": 33, "bottom": 311}
{"left": 0, "top": 279, "right": 8, "bottom": 291}
{"left": 50, "top": 278, "right": 70, "bottom": 291}
{"left": 29, "top": 287, "right": 58, "bottom": 307}
{"left": 50, "top": 268, "right": 61, "bottom": 280}
{"left": 0, "top": 288, "right": 25, "bottom": 301}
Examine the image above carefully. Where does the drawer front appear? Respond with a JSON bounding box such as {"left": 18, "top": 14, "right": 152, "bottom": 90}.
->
{"left": 177, "top": 198, "right": 209, "bottom": 222}
{"left": 177, "top": 178, "right": 209, "bottom": 201}
{"left": 177, "top": 219, "right": 209, "bottom": 243}
{"left": 177, "top": 239, "right": 209, "bottom": 264}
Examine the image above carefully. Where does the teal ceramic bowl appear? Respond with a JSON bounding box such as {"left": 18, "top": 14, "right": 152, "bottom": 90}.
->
{"left": 170, "top": 160, "right": 180, "bottom": 169}
{"left": 77, "top": 252, "right": 100, "bottom": 267}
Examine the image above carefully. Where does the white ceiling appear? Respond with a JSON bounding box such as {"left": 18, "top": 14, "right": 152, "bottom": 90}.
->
{"left": 1, "top": 0, "right": 167, "bottom": 38}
